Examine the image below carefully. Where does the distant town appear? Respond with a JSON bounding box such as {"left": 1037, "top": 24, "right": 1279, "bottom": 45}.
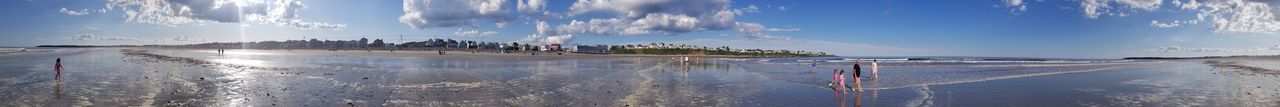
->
{"left": 95, "top": 38, "right": 833, "bottom": 57}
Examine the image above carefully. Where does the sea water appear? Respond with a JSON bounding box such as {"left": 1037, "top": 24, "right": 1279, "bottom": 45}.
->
{"left": 0, "top": 48, "right": 1275, "bottom": 106}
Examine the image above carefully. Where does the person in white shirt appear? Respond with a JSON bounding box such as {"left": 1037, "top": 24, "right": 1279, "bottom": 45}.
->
{"left": 871, "top": 59, "right": 879, "bottom": 80}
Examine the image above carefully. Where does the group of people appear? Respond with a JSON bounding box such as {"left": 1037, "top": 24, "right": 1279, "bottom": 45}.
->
{"left": 217, "top": 48, "right": 225, "bottom": 55}
{"left": 827, "top": 58, "right": 878, "bottom": 94}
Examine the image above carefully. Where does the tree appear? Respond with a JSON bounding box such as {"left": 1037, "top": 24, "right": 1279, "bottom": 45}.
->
{"left": 371, "top": 39, "right": 385, "bottom": 47}
{"left": 359, "top": 38, "right": 369, "bottom": 46}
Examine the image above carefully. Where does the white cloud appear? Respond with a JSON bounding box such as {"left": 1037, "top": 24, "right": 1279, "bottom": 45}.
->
{"left": 733, "top": 5, "right": 761, "bottom": 15}
{"left": 1117, "top": 0, "right": 1164, "bottom": 10}
{"left": 1151, "top": 20, "right": 1182, "bottom": 28}
{"left": 58, "top": 8, "right": 99, "bottom": 16}
{"left": 1006, "top": 0, "right": 1280, "bottom": 34}
{"left": 735, "top": 22, "right": 791, "bottom": 40}
{"left": 1154, "top": 46, "right": 1226, "bottom": 52}
{"left": 1181, "top": 0, "right": 1280, "bottom": 33}
{"left": 1003, "top": 0, "right": 1028, "bottom": 12}
{"left": 1004, "top": 0, "right": 1024, "bottom": 6}
{"left": 1080, "top": 0, "right": 1163, "bottom": 18}
{"left": 517, "top": 0, "right": 547, "bottom": 14}
{"left": 399, "top": 0, "right": 509, "bottom": 29}
{"left": 778, "top": 6, "right": 787, "bottom": 11}
{"left": 518, "top": 34, "right": 574, "bottom": 44}
{"left": 560, "top": 0, "right": 738, "bottom": 35}
{"left": 171, "top": 35, "right": 205, "bottom": 42}
{"left": 105, "top": 0, "right": 344, "bottom": 30}
{"left": 1152, "top": 45, "right": 1280, "bottom": 53}
{"left": 453, "top": 30, "right": 500, "bottom": 37}
{"left": 766, "top": 28, "right": 802, "bottom": 32}
{"left": 535, "top": 21, "right": 551, "bottom": 35}
{"left": 69, "top": 34, "right": 141, "bottom": 42}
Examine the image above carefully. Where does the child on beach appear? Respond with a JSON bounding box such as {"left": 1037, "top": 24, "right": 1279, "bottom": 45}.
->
{"left": 55, "top": 58, "right": 62, "bottom": 79}
{"left": 830, "top": 69, "right": 848, "bottom": 93}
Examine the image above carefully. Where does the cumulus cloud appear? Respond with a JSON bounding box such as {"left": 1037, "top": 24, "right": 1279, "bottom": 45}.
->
{"left": 1079, "top": 0, "right": 1163, "bottom": 18}
{"left": 518, "top": 34, "right": 574, "bottom": 44}
{"left": 733, "top": 5, "right": 761, "bottom": 15}
{"left": 1006, "top": 0, "right": 1280, "bottom": 33}
{"left": 1003, "top": 0, "right": 1028, "bottom": 12}
{"left": 766, "top": 28, "right": 802, "bottom": 32}
{"left": 1177, "top": 0, "right": 1280, "bottom": 33}
{"left": 535, "top": 21, "right": 551, "bottom": 35}
{"left": 58, "top": 8, "right": 102, "bottom": 16}
{"left": 104, "top": 0, "right": 344, "bottom": 30}
{"left": 778, "top": 6, "right": 787, "bottom": 11}
{"left": 1152, "top": 45, "right": 1280, "bottom": 53}
{"left": 453, "top": 30, "right": 500, "bottom": 37}
{"left": 735, "top": 22, "right": 791, "bottom": 40}
{"left": 1155, "top": 46, "right": 1226, "bottom": 52}
{"left": 171, "top": 35, "right": 205, "bottom": 42}
{"left": 517, "top": 0, "right": 547, "bottom": 14}
{"left": 69, "top": 34, "right": 141, "bottom": 42}
{"left": 559, "top": 0, "right": 738, "bottom": 35}
{"left": 399, "top": 0, "right": 510, "bottom": 29}
{"left": 1151, "top": 20, "right": 1182, "bottom": 28}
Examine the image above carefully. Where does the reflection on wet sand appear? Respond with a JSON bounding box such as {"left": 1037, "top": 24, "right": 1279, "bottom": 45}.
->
{"left": 54, "top": 79, "right": 61, "bottom": 99}
{"left": 833, "top": 88, "right": 845, "bottom": 107}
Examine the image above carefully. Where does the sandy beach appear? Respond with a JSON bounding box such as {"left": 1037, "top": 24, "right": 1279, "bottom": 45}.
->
{"left": 0, "top": 47, "right": 1277, "bottom": 106}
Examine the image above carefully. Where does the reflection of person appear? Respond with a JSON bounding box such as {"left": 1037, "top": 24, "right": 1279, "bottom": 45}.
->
{"left": 55, "top": 58, "right": 63, "bottom": 79}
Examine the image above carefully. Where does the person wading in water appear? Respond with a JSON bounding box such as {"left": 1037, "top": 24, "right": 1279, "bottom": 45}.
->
{"left": 55, "top": 58, "right": 63, "bottom": 79}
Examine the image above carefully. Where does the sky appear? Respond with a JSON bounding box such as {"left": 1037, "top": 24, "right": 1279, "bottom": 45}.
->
{"left": 3, "top": 0, "right": 1280, "bottom": 58}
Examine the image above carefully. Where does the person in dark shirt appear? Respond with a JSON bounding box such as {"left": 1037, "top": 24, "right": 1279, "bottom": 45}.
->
{"left": 853, "top": 58, "right": 863, "bottom": 92}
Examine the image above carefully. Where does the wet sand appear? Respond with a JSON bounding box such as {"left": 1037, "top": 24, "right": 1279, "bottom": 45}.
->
{"left": 0, "top": 48, "right": 1277, "bottom": 106}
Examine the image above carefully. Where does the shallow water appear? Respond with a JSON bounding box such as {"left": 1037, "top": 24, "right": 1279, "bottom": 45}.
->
{"left": 0, "top": 48, "right": 1276, "bottom": 106}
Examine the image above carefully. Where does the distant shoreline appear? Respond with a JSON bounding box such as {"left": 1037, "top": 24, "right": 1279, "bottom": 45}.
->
{"left": 127, "top": 47, "right": 821, "bottom": 58}
{"left": 1122, "top": 55, "right": 1280, "bottom": 60}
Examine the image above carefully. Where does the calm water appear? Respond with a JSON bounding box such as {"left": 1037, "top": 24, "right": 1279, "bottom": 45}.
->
{"left": 0, "top": 48, "right": 1276, "bottom": 106}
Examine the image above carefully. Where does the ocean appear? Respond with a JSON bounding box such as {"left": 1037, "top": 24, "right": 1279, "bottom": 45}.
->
{"left": 0, "top": 48, "right": 1275, "bottom": 106}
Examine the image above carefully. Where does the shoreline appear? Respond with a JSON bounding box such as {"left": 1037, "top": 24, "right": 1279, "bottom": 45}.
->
{"left": 128, "top": 47, "right": 827, "bottom": 58}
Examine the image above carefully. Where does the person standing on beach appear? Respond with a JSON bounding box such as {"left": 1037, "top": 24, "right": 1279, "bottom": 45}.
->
{"left": 55, "top": 58, "right": 62, "bottom": 79}
{"left": 871, "top": 59, "right": 879, "bottom": 80}
{"left": 853, "top": 59, "right": 863, "bottom": 92}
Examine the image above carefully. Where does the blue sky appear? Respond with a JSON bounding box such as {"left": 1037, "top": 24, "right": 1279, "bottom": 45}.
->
{"left": 3, "top": 0, "right": 1280, "bottom": 58}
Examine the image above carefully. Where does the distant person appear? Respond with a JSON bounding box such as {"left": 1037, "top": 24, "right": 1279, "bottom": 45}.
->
{"left": 55, "top": 58, "right": 63, "bottom": 79}
{"left": 871, "top": 59, "right": 879, "bottom": 80}
{"left": 811, "top": 60, "right": 817, "bottom": 68}
{"left": 853, "top": 59, "right": 863, "bottom": 92}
